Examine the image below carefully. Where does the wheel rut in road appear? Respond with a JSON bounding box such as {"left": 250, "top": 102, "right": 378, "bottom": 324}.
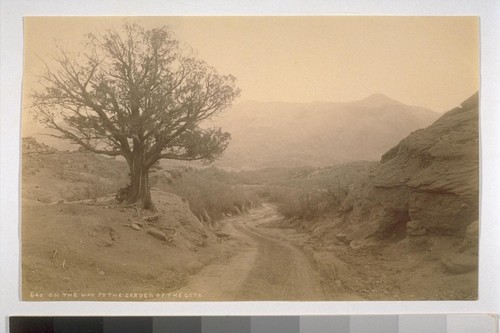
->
{"left": 175, "top": 204, "right": 328, "bottom": 301}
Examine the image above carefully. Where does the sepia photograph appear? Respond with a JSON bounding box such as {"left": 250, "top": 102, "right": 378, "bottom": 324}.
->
{"left": 21, "top": 16, "right": 479, "bottom": 301}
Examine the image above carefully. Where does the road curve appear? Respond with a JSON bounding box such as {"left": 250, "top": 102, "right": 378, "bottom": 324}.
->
{"left": 175, "top": 204, "right": 329, "bottom": 301}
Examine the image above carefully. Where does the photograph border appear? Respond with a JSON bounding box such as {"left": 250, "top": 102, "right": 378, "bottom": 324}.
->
{"left": 1, "top": 0, "right": 499, "bottom": 330}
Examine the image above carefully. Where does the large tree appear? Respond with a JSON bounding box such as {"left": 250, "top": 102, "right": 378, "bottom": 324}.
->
{"left": 32, "top": 23, "right": 239, "bottom": 209}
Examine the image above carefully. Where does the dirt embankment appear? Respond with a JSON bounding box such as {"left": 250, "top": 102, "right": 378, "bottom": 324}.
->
{"left": 21, "top": 143, "right": 242, "bottom": 301}
{"left": 22, "top": 188, "right": 246, "bottom": 301}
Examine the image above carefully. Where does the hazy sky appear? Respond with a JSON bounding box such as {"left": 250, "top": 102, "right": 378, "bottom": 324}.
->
{"left": 24, "top": 16, "right": 479, "bottom": 113}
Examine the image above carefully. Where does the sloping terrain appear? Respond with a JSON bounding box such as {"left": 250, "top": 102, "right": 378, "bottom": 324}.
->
{"left": 22, "top": 141, "right": 239, "bottom": 301}
{"left": 273, "top": 93, "right": 479, "bottom": 299}
{"left": 210, "top": 94, "right": 438, "bottom": 169}
{"left": 22, "top": 138, "right": 129, "bottom": 204}
{"left": 22, "top": 189, "right": 242, "bottom": 301}
{"left": 21, "top": 92, "right": 478, "bottom": 301}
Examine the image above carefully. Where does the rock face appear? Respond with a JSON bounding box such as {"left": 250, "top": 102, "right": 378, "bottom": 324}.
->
{"left": 340, "top": 93, "right": 479, "bottom": 243}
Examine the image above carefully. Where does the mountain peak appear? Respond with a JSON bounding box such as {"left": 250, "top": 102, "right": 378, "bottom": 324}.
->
{"left": 352, "top": 93, "right": 403, "bottom": 108}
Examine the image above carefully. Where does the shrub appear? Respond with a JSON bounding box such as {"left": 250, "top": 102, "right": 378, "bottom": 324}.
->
{"left": 155, "top": 167, "right": 260, "bottom": 221}
{"left": 273, "top": 185, "right": 347, "bottom": 220}
{"left": 115, "top": 184, "right": 132, "bottom": 203}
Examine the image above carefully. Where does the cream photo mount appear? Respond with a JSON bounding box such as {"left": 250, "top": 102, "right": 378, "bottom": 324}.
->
{"left": 0, "top": 0, "right": 499, "bottom": 329}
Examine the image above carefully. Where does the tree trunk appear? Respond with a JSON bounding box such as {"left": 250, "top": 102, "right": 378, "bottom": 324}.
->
{"left": 127, "top": 148, "right": 154, "bottom": 210}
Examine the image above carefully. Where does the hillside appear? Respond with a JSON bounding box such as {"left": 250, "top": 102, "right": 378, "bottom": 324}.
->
{"left": 21, "top": 141, "right": 243, "bottom": 300}
{"left": 271, "top": 93, "right": 479, "bottom": 299}
{"left": 22, "top": 138, "right": 129, "bottom": 204}
{"left": 24, "top": 94, "right": 438, "bottom": 171}
{"left": 210, "top": 94, "right": 438, "bottom": 169}
{"left": 20, "top": 92, "right": 478, "bottom": 301}
{"left": 343, "top": 92, "right": 479, "bottom": 244}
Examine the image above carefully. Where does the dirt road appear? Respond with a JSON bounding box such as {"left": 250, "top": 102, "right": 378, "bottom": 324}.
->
{"left": 175, "top": 204, "right": 329, "bottom": 301}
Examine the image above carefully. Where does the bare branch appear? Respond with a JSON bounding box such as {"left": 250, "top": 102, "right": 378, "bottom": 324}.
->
{"left": 31, "top": 22, "right": 239, "bottom": 206}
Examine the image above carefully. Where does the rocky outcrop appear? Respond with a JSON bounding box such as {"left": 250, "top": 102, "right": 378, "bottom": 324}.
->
{"left": 340, "top": 93, "right": 479, "bottom": 245}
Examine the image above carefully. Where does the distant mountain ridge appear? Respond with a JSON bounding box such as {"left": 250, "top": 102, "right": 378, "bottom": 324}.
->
{"left": 350, "top": 93, "right": 406, "bottom": 108}
{"left": 23, "top": 94, "right": 439, "bottom": 170}
{"left": 210, "top": 94, "right": 439, "bottom": 170}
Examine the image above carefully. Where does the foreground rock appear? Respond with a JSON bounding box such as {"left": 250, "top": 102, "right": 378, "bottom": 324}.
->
{"left": 441, "top": 254, "right": 478, "bottom": 274}
{"left": 340, "top": 92, "right": 479, "bottom": 246}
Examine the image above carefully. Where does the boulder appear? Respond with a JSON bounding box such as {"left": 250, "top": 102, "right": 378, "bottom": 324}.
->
{"left": 130, "top": 223, "right": 141, "bottom": 231}
{"left": 460, "top": 220, "right": 479, "bottom": 254}
{"left": 335, "top": 233, "right": 350, "bottom": 244}
{"left": 147, "top": 228, "right": 167, "bottom": 242}
{"left": 441, "top": 254, "right": 478, "bottom": 274}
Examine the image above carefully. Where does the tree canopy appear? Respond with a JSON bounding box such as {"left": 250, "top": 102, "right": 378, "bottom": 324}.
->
{"left": 32, "top": 23, "right": 240, "bottom": 208}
